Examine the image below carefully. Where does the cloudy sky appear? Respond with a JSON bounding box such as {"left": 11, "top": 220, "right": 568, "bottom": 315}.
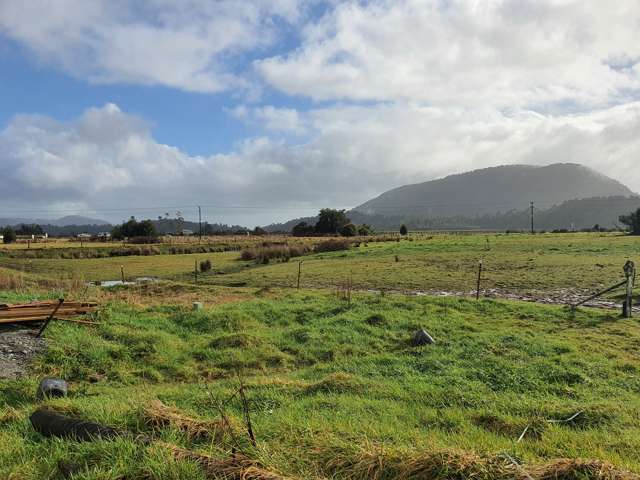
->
{"left": 1, "top": 0, "right": 639, "bottom": 225}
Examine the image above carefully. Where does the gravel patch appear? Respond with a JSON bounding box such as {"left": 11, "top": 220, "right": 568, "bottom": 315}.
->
{"left": 0, "top": 325, "right": 45, "bottom": 380}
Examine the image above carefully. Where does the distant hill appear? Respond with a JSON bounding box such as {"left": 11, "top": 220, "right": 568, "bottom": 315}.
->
{"left": 354, "top": 163, "right": 635, "bottom": 218}
{"left": 267, "top": 195, "right": 640, "bottom": 233}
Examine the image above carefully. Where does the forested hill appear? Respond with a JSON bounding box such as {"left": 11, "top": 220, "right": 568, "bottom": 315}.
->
{"left": 354, "top": 163, "right": 634, "bottom": 218}
{"left": 265, "top": 196, "right": 640, "bottom": 232}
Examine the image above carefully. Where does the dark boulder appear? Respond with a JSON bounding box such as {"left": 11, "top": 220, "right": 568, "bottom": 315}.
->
{"left": 413, "top": 329, "right": 435, "bottom": 346}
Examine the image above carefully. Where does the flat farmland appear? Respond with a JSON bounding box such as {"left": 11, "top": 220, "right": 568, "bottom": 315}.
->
{"left": 3, "top": 233, "right": 636, "bottom": 297}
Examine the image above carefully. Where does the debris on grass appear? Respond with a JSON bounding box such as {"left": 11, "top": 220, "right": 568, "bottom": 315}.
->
{"left": 143, "top": 399, "right": 237, "bottom": 441}
{"left": 0, "top": 300, "right": 98, "bottom": 324}
{"left": 473, "top": 413, "right": 546, "bottom": 441}
{"left": 413, "top": 328, "right": 435, "bottom": 346}
{"left": 165, "top": 443, "right": 294, "bottom": 480}
{"left": 36, "top": 377, "right": 68, "bottom": 400}
{"left": 30, "top": 407, "right": 122, "bottom": 441}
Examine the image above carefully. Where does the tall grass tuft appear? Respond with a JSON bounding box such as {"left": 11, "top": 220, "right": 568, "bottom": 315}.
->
{"left": 314, "top": 239, "right": 351, "bottom": 253}
{"left": 240, "top": 244, "right": 311, "bottom": 263}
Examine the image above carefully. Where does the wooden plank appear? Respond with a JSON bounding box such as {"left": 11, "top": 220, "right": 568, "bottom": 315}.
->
{"left": 0, "top": 301, "right": 97, "bottom": 310}
{"left": 0, "top": 307, "right": 96, "bottom": 315}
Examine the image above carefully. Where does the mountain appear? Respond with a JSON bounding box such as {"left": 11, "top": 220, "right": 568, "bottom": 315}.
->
{"left": 354, "top": 163, "right": 635, "bottom": 218}
{"left": 266, "top": 195, "right": 640, "bottom": 233}
{"left": 50, "top": 215, "right": 111, "bottom": 226}
{"left": 0, "top": 215, "right": 110, "bottom": 227}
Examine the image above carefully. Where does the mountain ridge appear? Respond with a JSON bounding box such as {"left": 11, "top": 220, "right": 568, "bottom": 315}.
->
{"left": 354, "top": 163, "right": 635, "bottom": 218}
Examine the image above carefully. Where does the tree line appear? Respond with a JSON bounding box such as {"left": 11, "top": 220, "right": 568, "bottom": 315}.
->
{"left": 291, "top": 209, "right": 373, "bottom": 237}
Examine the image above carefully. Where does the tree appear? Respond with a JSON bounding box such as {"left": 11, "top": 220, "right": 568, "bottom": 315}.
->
{"left": 315, "top": 209, "right": 350, "bottom": 234}
{"left": 175, "top": 211, "right": 185, "bottom": 235}
{"left": 111, "top": 217, "right": 157, "bottom": 240}
{"left": 15, "top": 224, "right": 44, "bottom": 236}
{"left": 357, "top": 224, "right": 373, "bottom": 236}
{"left": 619, "top": 208, "right": 640, "bottom": 235}
{"left": 136, "top": 220, "right": 157, "bottom": 237}
{"left": 1, "top": 226, "right": 16, "bottom": 244}
{"left": 252, "top": 226, "right": 267, "bottom": 236}
{"left": 339, "top": 223, "right": 357, "bottom": 237}
{"left": 111, "top": 224, "right": 125, "bottom": 241}
{"left": 399, "top": 224, "right": 408, "bottom": 235}
{"left": 292, "top": 221, "right": 315, "bottom": 237}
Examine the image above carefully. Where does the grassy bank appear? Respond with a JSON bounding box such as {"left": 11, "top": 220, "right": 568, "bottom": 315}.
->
{"left": 1, "top": 290, "right": 639, "bottom": 478}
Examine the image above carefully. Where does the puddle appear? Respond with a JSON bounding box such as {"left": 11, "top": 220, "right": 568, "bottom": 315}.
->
{"left": 88, "top": 277, "right": 159, "bottom": 287}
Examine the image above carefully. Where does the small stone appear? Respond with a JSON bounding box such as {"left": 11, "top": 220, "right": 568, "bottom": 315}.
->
{"left": 192, "top": 302, "right": 203, "bottom": 311}
{"left": 413, "top": 329, "right": 435, "bottom": 346}
{"left": 36, "top": 378, "right": 68, "bottom": 400}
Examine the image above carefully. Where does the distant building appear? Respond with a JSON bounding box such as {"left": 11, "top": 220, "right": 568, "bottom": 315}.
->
{"left": 96, "top": 232, "right": 111, "bottom": 239}
{"left": 182, "top": 229, "right": 194, "bottom": 236}
{"left": 77, "top": 233, "right": 92, "bottom": 239}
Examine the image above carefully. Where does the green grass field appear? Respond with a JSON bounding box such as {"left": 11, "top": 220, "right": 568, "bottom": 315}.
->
{"left": 1, "top": 232, "right": 639, "bottom": 479}
{"left": 3, "top": 233, "right": 637, "bottom": 296}
{"left": 2, "top": 292, "right": 640, "bottom": 478}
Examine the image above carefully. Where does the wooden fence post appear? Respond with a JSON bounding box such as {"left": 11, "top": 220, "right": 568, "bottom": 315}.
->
{"left": 476, "top": 260, "right": 483, "bottom": 301}
{"left": 623, "top": 260, "right": 635, "bottom": 318}
{"left": 297, "top": 261, "right": 303, "bottom": 290}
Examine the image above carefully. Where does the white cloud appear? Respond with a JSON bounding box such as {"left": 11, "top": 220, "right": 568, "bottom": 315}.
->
{"left": 257, "top": 0, "right": 640, "bottom": 109}
{"left": 229, "top": 105, "right": 308, "bottom": 134}
{"left": 2, "top": 1, "right": 640, "bottom": 225}
{"left": 0, "top": 0, "right": 310, "bottom": 93}
{"left": 1, "top": 102, "right": 639, "bottom": 224}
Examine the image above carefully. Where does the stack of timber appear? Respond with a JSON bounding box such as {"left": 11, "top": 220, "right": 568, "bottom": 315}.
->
{"left": 0, "top": 300, "right": 98, "bottom": 325}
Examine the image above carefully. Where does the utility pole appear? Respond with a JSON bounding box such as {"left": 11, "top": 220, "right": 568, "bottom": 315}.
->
{"left": 530, "top": 201, "right": 535, "bottom": 234}
{"left": 198, "top": 206, "right": 202, "bottom": 243}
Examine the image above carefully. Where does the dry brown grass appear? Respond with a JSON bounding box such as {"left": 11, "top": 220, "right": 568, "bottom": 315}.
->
{"left": 0, "top": 406, "right": 23, "bottom": 424}
{"left": 0, "top": 268, "right": 27, "bottom": 291}
{"left": 165, "top": 443, "right": 294, "bottom": 480}
{"left": 316, "top": 443, "right": 639, "bottom": 480}
{"left": 143, "top": 400, "right": 237, "bottom": 441}
{"left": 526, "top": 459, "right": 639, "bottom": 480}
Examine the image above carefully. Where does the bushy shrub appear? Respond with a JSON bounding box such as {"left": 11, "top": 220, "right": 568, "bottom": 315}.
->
{"left": 239, "top": 244, "right": 311, "bottom": 263}
{"left": 620, "top": 207, "right": 640, "bottom": 235}
{"left": 357, "top": 224, "right": 373, "bottom": 236}
{"left": 128, "top": 236, "right": 161, "bottom": 244}
{"left": 1, "top": 227, "right": 16, "bottom": 244}
{"left": 339, "top": 223, "right": 357, "bottom": 237}
{"left": 314, "top": 238, "right": 351, "bottom": 253}
{"left": 200, "top": 259, "right": 212, "bottom": 272}
{"left": 292, "top": 221, "right": 315, "bottom": 237}
{"left": 240, "top": 249, "right": 257, "bottom": 260}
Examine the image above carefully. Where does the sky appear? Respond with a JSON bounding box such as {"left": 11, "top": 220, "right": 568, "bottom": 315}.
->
{"left": 1, "top": 0, "right": 639, "bottom": 226}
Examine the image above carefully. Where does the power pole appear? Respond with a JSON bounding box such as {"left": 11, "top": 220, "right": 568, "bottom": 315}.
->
{"left": 530, "top": 201, "right": 535, "bottom": 234}
{"left": 198, "top": 205, "right": 202, "bottom": 243}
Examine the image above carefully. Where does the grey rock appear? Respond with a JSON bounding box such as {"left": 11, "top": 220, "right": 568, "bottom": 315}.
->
{"left": 36, "top": 378, "right": 68, "bottom": 400}
{"left": 413, "top": 329, "right": 435, "bottom": 346}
